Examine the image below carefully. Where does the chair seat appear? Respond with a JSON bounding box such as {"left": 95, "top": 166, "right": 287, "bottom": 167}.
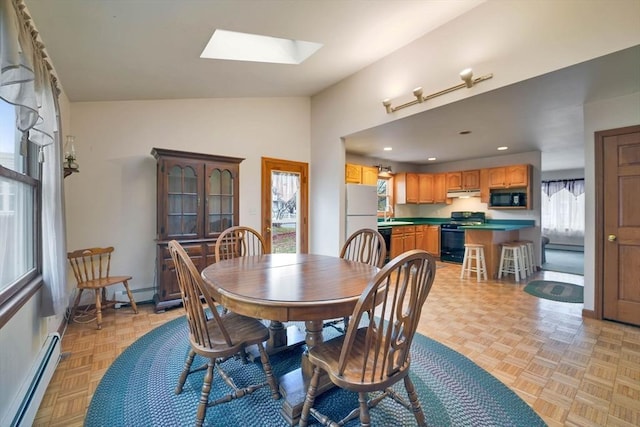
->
{"left": 308, "top": 328, "right": 410, "bottom": 392}
{"left": 76, "top": 275, "right": 132, "bottom": 289}
{"left": 198, "top": 312, "right": 270, "bottom": 357}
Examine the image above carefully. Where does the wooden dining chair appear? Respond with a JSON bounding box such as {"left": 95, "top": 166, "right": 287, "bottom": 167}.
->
{"left": 215, "top": 225, "right": 296, "bottom": 353}
{"left": 325, "top": 228, "right": 387, "bottom": 332}
{"left": 214, "top": 225, "right": 266, "bottom": 261}
{"left": 168, "top": 240, "right": 280, "bottom": 427}
{"left": 340, "top": 228, "right": 387, "bottom": 269}
{"left": 68, "top": 246, "right": 138, "bottom": 330}
{"left": 300, "top": 249, "right": 436, "bottom": 427}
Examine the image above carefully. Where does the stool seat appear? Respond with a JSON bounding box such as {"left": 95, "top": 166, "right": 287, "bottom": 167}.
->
{"left": 460, "top": 243, "right": 488, "bottom": 281}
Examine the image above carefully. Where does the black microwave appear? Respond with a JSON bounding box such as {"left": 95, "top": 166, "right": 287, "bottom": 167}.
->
{"left": 490, "top": 192, "right": 527, "bottom": 207}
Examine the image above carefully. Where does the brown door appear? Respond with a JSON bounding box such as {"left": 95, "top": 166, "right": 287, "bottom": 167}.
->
{"left": 261, "top": 157, "right": 309, "bottom": 253}
{"left": 597, "top": 125, "right": 640, "bottom": 326}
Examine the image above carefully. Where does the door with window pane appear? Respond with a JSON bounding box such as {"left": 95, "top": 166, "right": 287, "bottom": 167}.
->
{"left": 261, "top": 158, "right": 308, "bottom": 253}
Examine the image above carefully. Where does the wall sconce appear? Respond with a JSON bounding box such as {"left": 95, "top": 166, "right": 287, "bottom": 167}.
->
{"left": 63, "top": 135, "right": 79, "bottom": 178}
{"left": 382, "top": 68, "right": 493, "bottom": 114}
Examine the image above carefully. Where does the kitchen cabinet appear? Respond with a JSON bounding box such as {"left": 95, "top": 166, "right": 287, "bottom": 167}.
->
{"left": 418, "top": 174, "right": 434, "bottom": 203}
{"left": 433, "top": 173, "right": 448, "bottom": 203}
{"left": 361, "top": 166, "right": 379, "bottom": 185}
{"left": 488, "top": 164, "right": 530, "bottom": 188}
{"left": 446, "top": 172, "right": 462, "bottom": 191}
{"left": 390, "top": 225, "right": 415, "bottom": 258}
{"left": 463, "top": 170, "right": 481, "bottom": 189}
{"left": 415, "top": 225, "right": 440, "bottom": 257}
{"left": 480, "top": 168, "right": 490, "bottom": 203}
{"left": 345, "top": 163, "right": 378, "bottom": 185}
{"left": 395, "top": 173, "right": 419, "bottom": 204}
{"left": 152, "top": 148, "right": 243, "bottom": 311}
{"left": 446, "top": 170, "right": 480, "bottom": 191}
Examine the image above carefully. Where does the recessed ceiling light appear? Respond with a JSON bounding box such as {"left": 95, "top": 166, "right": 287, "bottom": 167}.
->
{"left": 428, "top": 157, "right": 437, "bottom": 161}
{"left": 497, "top": 146, "right": 509, "bottom": 151}
{"left": 201, "top": 29, "right": 322, "bottom": 64}
{"left": 383, "top": 147, "right": 393, "bottom": 151}
{"left": 459, "top": 130, "right": 471, "bottom": 135}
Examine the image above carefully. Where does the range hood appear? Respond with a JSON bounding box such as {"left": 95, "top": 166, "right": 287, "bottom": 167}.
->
{"left": 446, "top": 189, "right": 481, "bottom": 198}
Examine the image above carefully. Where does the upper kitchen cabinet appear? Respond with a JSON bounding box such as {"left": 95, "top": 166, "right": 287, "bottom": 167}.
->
{"left": 446, "top": 170, "right": 480, "bottom": 191}
{"left": 396, "top": 172, "right": 449, "bottom": 205}
{"left": 345, "top": 163, "right": 378, "bottom": 185}
{"left": 361, "top": 166, "right": 379, "bottom": 185}
{"left": 433, "top": 173, "right": 448, "bottom": 203}
{"left": 345, "top": 163, "right": 362, "bottom": 183}
{"left": 395, "top": 173, "right": 419, "bottom": 204}
{"left": 418, "top": 174, "right": 434, "bottom": 203}
{"left": 463, "top": 170, "right": 481, "bottom": 189}
{"left": 487, "top": 164, "right": 530, "bottom": 189}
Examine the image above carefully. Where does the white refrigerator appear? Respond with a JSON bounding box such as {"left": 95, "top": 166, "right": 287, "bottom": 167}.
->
{"left": 345, "top": 184, "right": 378, "bottom": 238}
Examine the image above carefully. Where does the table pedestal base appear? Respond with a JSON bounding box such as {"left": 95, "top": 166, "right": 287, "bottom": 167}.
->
{"left": 246, "top": 322, "right": 306, "bottom": 361}
{"left": 278, "top": 354, "right": 334, "bottom": 426}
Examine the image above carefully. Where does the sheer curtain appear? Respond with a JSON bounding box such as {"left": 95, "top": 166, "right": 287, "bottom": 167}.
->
{"left": 0, "top": 0, "right": 66, "bottom": 316}
{"left": 541, "top": 179, "right": 585, "bottom": 246}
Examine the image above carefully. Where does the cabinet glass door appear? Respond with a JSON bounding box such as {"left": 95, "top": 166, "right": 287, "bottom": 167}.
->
{"left": 167, "top": 164, "right": 199, "bottom": 238}
{"left": 206, "top": 167, "right": 235, "bottom": 236}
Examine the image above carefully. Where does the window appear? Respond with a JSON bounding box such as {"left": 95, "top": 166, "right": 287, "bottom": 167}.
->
{"left": 377, "top": 177, "right": 393, "bottom": 217}
{"left": 0, "top": 100, "right": 41, "bottom": 307}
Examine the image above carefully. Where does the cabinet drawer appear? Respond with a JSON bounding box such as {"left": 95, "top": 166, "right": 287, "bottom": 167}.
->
{"left": 162, "top": 243, "right": 204, "bottom": 258}
{"left": 391, "top": 226, "right": 415, "bottom": 234}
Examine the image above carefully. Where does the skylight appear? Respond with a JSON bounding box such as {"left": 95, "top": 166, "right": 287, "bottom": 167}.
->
{"left": 200, "top": 29, "right": 323, "bottom": 65}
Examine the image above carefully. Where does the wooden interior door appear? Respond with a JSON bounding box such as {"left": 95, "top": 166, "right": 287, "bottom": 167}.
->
{"left": 261, "top": 157, "right": 308, "bottom": 253}
{"left": 597, "top": 125, "right": 640, "bottom": 326}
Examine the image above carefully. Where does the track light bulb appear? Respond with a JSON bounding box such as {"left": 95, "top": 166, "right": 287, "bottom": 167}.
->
{"left": 460, "top": 68, "right": 474, "bottom": 88}
{"left": 413, "top": 87, "right": 424, "bottom": 102}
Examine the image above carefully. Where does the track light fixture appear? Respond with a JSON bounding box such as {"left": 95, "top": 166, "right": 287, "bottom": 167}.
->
{"left": 375, "top": 164, "right": 392, "bottom": 175}
{"left": 382, "top": 68, "right": 493, "bottom": 114}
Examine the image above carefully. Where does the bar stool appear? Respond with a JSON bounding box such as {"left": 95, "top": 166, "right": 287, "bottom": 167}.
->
{"left": 498, "top": 242, "right": 527, "bottom": 281}
{"left": 512, "top": 241, "right": 532, "bottom": 277}
{"left": 523, "top": 240, "right": 536, "bottom": 273}
{"left": 460, "top": 243, "right": 488, "bottom": 281}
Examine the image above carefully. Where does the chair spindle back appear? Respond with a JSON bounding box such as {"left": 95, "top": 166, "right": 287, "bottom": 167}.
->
{"left": 340, "top": 228, "right": 387, "bottom": 268}
{"left": 67, "top": 246, "right": 115, "bottom": 285}
{"left": 339, "top": 249, "right": 436, "bottom": 383}
{"left": 215, "top": 226, "right": 266, "bottom": 262}
{"left": 169, "top": 240, "right": 232, "bottom": 350}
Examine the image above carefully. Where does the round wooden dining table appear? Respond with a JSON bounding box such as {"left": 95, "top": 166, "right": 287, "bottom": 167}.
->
{"left": 201, "top": 253, "right": 379, "bottom": 425}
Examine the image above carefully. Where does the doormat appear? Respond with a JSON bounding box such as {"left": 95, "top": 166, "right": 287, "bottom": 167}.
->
{"left": 524, "top": 280, "right": 584, "bottom": 303}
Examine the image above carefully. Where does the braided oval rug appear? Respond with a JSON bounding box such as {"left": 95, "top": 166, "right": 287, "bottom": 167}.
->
{"left": 86, "top": 316, "right": 545, "bottom": 426}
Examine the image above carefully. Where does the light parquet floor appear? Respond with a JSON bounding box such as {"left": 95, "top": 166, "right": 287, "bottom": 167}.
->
{"left": 35, "top": 263, "right": 640, "bottom": 426}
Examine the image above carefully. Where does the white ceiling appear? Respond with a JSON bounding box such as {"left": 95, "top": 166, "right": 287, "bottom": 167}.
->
{"left": 25, "top": 1, "right": 640, "bottom": 172}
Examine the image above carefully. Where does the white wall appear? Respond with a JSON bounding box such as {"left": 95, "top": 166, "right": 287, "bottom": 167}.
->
{"left": 583, "top": 92, "right": 640, "bottom": 311}
{"left": 65, "top": 97, "right": 310, "bottom": 298}
{"left": 310, "top": 0, "right": 640, "bottom": 257}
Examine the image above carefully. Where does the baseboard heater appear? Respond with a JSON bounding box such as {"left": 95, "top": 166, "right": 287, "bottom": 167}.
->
{"left": 5, "top": 333, "right": 61, "bottom": 427}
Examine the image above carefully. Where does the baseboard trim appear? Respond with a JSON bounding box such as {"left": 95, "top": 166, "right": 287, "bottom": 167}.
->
{"left": 546, "top": 244, "right": 584, "bottom": 252}
{"left": 582, "top": 308, "right": 597, "bottom": 319}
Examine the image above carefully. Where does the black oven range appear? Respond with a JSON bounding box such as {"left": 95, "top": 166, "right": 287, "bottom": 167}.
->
{"left": 440, "top": 211, "right": 486, "bottom": 264}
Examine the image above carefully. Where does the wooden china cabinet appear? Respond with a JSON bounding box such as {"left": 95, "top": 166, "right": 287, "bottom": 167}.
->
{"left": 151, "top": 148, "right": 244, "bottom": 311}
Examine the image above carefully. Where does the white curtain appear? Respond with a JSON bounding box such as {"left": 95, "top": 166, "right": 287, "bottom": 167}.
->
{"left": 541, "top": 179, "right": 585, "bottom": 246}
{"left": 0, "top": 0, "right": 66, "bottom": 316}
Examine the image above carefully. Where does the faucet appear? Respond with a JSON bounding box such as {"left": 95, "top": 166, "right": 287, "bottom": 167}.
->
{"left": 383, "top": 205, "right": 393, "bottom": 222}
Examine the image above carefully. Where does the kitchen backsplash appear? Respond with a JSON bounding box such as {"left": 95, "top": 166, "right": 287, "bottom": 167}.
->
{"left": 394, "top": 197, "right": 537, "bottom": 221}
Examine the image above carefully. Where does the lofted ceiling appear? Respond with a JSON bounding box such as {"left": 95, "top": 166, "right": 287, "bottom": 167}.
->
{"left": 25, "top": 1, "right": 640, "bottom": 172}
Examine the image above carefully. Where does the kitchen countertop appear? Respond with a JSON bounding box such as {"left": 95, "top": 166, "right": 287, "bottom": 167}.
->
{"left": 378, "top": 218, "right": 535, "bottom": 231}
